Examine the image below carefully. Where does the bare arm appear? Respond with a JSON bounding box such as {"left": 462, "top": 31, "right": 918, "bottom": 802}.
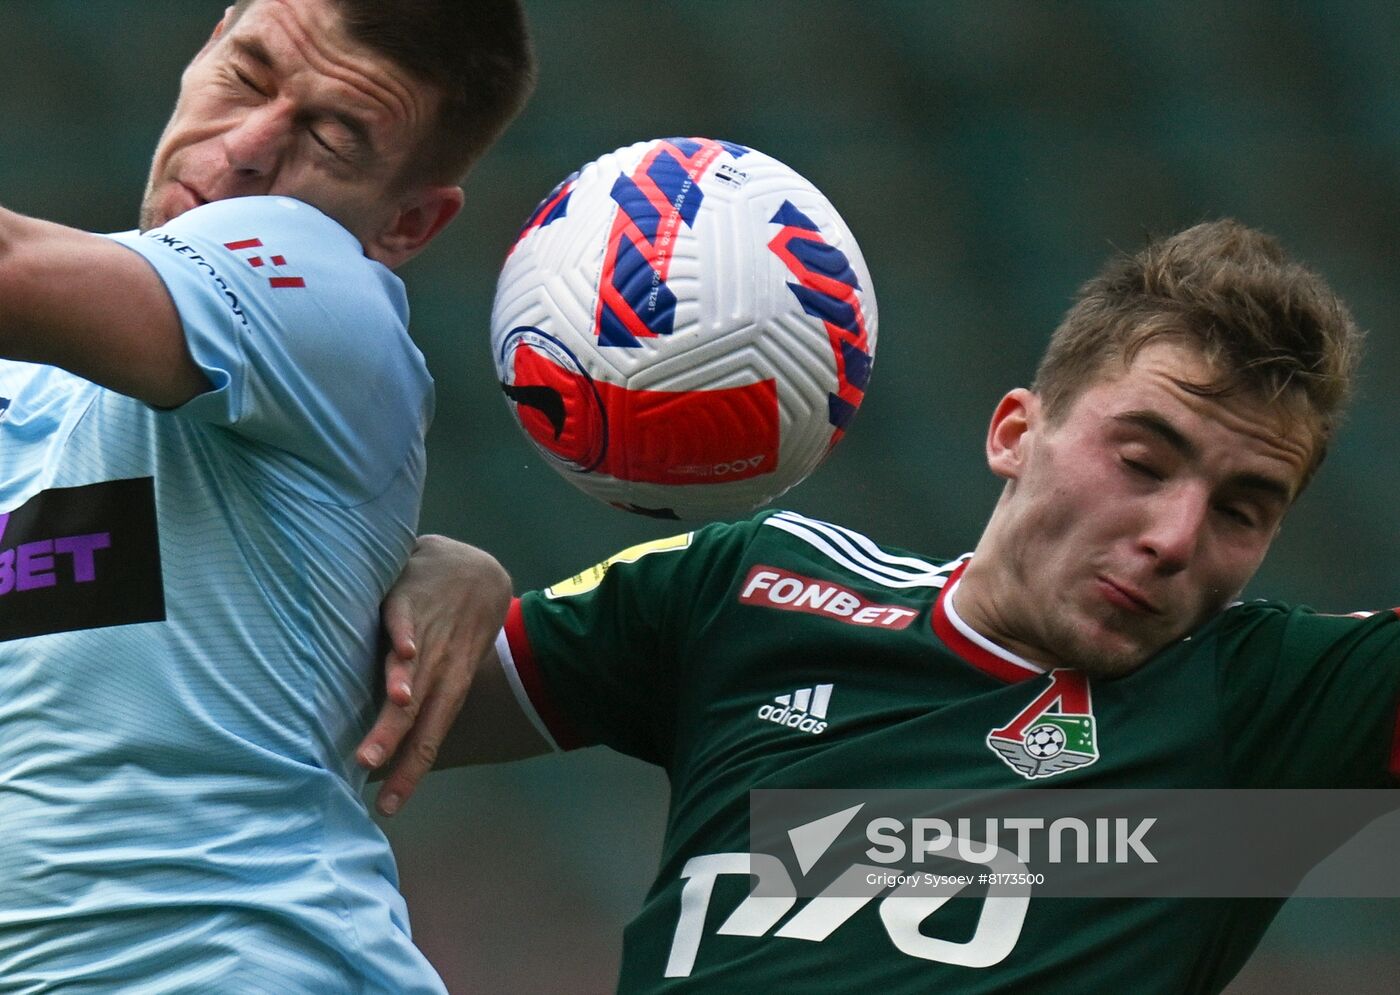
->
{"left": 435, "top": 640, "right": 552, "bottom": 767}
{"left": 358, "top": 535, "right": 548, "bottom": 815}
{"left": 0, "top": 206, "right": 207, "bottom": 406}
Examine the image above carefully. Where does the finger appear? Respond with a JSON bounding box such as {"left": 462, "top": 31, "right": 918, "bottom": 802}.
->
{"left": 355, "top": 691, "right": 420, "bottom": 771}
{"left": 373, "top": 685, "right": 463, "bottom": 816}
{"left": 380, "top": 600, "right": 419, "bottom": 708}
{"left": 381, "top": 594, "right": 419, "bottom": 666}
{"left": 383, "top": 652, "right": 416, "bottom": 709}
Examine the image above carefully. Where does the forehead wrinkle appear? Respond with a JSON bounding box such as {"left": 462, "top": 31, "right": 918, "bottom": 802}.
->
{"left": 1140, "top": 343, "right": 1312, "bottom": 462}
{"left": 1178, "top": 387, "right": 1312, "bottom": 479}
{"left": 231, "top": 1, "right": 427, "bottom": 145}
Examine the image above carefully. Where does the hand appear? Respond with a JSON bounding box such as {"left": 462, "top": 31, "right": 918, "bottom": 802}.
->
{"left": 356, "top": 535, "right": 512, "bottom": 815}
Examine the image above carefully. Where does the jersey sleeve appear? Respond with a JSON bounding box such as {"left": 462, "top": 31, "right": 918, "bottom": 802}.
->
{"left": 103, "top": 196, "right": 433, "bottom": 503}
{"left": 500, "top": 518, "right": 761, "bottom": 767}
{"left": 1212, "top": 602, "right": 1400, "bottom": 787}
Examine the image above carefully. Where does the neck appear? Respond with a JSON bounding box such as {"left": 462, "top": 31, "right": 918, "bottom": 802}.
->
{"left": 954, "top": 516, "right": 1055, "bottom": 670}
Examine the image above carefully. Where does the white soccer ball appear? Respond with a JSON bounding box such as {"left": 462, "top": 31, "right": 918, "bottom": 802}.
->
{"left": 490, "top": 137, "right": 878, "bottom": 520}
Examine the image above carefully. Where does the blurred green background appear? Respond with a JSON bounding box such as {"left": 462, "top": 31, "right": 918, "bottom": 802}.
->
{"left": 3, "top": 1, "right": 1399, "bottom": 991}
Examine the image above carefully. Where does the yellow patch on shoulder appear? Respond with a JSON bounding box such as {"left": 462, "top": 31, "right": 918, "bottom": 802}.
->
{"left": 544, "top": 533, "right": 693, "bottom": 599}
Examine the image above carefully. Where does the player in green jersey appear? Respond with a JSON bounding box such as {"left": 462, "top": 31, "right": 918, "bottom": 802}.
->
{"left": 385, "top": 219, "right": 1392, "bottom": 992}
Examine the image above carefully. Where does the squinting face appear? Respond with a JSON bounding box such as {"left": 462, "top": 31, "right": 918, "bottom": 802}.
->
{"left": 961, "top": 340, "right": 1314, "bottom": 678}
{"left": 141, "top": 0, "right": 437, "bottom": 256}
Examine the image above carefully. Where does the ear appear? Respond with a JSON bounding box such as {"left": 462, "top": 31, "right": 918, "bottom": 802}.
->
{"left": 187, "top": 6, "right": 234, "bottom": 68}
{"left": 985, "top": 388, "right": 1039, "bottom": 481}
{"left": 367, "top": 186, "right": 465, "bottom": 269}
{"left": 207, "top": 6, "right": 235, "bottom": 49}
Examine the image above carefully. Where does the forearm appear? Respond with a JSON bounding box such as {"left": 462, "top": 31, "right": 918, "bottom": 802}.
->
{"left": 435, "top": 642, "right": 551, "bottom": 768}
{"left": 0, "top": 205, "right": 206, "bottom": 405}
{"left": 0, "top": 205, "right": 43, "bottom": 359}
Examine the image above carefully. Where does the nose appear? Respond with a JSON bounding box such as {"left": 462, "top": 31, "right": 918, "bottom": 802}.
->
{"left": 1138, "top": 486, "right": 1208, "bottom": 574}
{"left": 222, "top": 101, "right": 293, "bottom": 179}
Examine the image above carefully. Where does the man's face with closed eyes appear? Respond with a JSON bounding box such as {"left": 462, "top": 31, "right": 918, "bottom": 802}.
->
{"left": 141, "top": 0, "right": 458, "bottom": 269}
{"left": 957, "top": 339, "right": 1314, "bottom": 678}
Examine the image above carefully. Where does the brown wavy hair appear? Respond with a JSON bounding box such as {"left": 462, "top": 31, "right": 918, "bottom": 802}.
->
{"left": 1033, "top": 219, "right": 1362, "bottom": 484}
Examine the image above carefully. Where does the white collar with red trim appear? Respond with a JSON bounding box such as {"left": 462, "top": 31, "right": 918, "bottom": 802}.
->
{"left": 931, "top": 559, "right": 1048, "bottom": 684}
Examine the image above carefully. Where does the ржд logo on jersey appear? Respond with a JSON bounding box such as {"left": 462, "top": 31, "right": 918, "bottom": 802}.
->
{"left": 987, "top": 669, "right": 1098, "bottom": 779}
{"left": 666, "top": 802, "right": 1031, "bottom": 979}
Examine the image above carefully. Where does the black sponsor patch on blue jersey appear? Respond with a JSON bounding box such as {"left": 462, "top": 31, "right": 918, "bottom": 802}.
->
{"left": 0, "top": 477, "right": 164, "bottom": 642}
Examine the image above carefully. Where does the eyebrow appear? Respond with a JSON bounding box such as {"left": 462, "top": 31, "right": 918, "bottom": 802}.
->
{"left": 229, "top": 37, "right": 375, "bottom": 156}
{"left": 233, "top": 35, "right": 275, "bottom": 70}
{"left": 1113, "top": 410, "right": 1295, "bottom": 503}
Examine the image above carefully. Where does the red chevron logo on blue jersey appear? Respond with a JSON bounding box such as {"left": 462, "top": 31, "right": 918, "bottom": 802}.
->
{"left": 223, "top": 238, "right": 306, "bottom": 289}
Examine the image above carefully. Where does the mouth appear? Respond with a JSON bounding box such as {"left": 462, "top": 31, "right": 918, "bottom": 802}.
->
{"left": 1096, "top": 576, "right": 1160, "bottom": 615}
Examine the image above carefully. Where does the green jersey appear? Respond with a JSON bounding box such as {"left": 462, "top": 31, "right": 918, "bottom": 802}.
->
{"left": 500, "top": 510, "right": 1400, "bottom": 993}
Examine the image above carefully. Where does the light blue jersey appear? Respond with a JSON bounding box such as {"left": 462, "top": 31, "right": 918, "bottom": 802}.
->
{"left": 0, "top": 197, "right": 445, "bottom": 993}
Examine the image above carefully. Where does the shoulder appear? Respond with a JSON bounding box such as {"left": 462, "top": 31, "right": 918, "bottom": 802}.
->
{"left": 1205, "top": 596, "right": 1400, "bottom": 664}
{"left": 554, "top": 511, "right": 960, "bottom": 603}
{"left": 1215, "top": 597, "right": 1400, "bottom": 629}
{"left": 145, "top": 196, "right": 361, "bottom": 255}
{"left": 746, "top": 509, "right": 960, "bottom": 591}
{"left": 108, "top": 196, "right": 406, "bottom": 329}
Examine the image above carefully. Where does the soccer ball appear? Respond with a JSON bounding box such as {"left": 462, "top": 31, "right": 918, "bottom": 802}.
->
{"left": 490, "top": 137, "right": 878, "bottom": 520}
{"left": 1023, "top": 723, "right": 1066, "bottom": 759}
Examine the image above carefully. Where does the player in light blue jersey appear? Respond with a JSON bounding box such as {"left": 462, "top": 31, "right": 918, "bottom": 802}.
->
{"left": 0, "top": 0, "right": 532, "bottom": 990}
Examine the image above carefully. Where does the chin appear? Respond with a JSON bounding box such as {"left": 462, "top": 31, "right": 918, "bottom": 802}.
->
{"left": 1070, "top": 652, "right": 1150, "bottom": 680}
{"left": 1053, "top": 623, "right": 1158, "bottom": 680}
{"left": 140, "top": 179, "right": 194, "bottom": 231}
